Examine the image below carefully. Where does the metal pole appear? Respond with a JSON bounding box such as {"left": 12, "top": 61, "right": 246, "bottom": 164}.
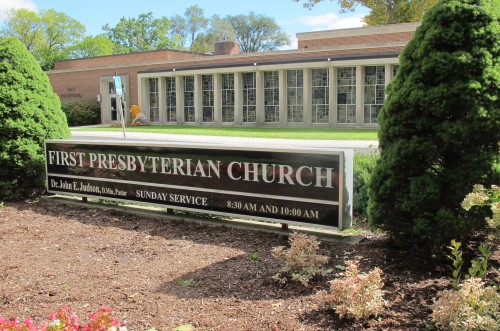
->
{"left": 117, "top": 94, "right": 127, "bottom": 140}
{"left": 114, "top": 71, "right": 127, "bottom": 140}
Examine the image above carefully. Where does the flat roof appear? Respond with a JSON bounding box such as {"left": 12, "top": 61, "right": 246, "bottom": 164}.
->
{"left": 296, "top": 22, "right": 420, "bottom": 40}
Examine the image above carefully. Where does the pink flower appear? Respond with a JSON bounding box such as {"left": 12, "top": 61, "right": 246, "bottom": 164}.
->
{"left": 0, "top": 316, "right": 37, "bottom": 331}
{"left": 1, "top": 306, "right": 124, "bottom": 331}
{"left": 48, "top": 311, "right": 57, "bottom": 320}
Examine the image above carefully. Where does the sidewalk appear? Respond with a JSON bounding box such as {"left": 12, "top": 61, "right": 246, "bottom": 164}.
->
{"left": 70, "top": 129, "right": 379, "bottom": 153}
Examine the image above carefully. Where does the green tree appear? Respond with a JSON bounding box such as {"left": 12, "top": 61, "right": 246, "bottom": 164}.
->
{"left": 484, "top": 0, "right": 500, "bottom": 17}
{"left": 209, "top": 15, "right": 237, "bottom": 42}
{"left": 368, "top": 0, "right": 500, "bottom": 247}
{"left": 190, "top": 15, "right": 236, "bottom": 53}
{"left": 103, "top": 12, "right": 181, "bottom": 53}
{"left": 1, "top": 8, "right": 85, "bottom": 70}
{"left": 0, "top": 37, "right": 70, "bottom": 200}
{"left": 170, "top": 5, "right": 209, "bottom": 51}
{"left": 169, "top": 15, "right": 187, "bottom": 49}
{"left": 0, "top": 8, "right": 42, "bottom": 52}
{"left": 37, "top": 9, "right": 86, "bottom": 70}
{"left": 295, "top": 0, "right": 437, "bottom": 25}
{"left": 70, "top": 34, "right": 116, "bottom": 58}
{"left": 190, "top": 33, "right": 214, "bottom": 54}
{"left": 227, "top": 13, "right": 290, "bottom": 52}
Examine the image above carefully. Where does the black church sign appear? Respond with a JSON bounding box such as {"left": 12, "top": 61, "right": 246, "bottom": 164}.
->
{"left": 45, "top": 140, "right": 353, "bottom": 230}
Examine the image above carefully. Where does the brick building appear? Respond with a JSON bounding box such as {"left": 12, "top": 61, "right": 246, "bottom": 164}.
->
{"left": 47, "top": 22, "right": 419, "bottom": 127}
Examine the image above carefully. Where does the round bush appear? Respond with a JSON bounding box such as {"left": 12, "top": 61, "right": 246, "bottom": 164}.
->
{"left": 0, "top": 37, "right": 70, "bottom": 200}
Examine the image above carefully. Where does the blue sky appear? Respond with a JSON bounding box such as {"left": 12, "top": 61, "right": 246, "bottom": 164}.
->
{"left": 0, "top": 0, "right": 369, "bottom": 48}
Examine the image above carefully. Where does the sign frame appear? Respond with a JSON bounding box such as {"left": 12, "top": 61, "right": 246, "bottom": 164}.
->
{"left": 45, "top": 140, "right": 353, "bottom": 230}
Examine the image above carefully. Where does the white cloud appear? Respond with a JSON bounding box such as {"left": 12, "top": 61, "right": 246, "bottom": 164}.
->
{"left": 281, "top": 35, "right": 298, "bottom": 50}
{"left": 295, "top": 12, "right": 365, "bottom": 32}
{"left": 0, "top": 0, "right": 37, "bottom": 21}
{"left": 279, "top": 12, "right": 366, "bottom": 49}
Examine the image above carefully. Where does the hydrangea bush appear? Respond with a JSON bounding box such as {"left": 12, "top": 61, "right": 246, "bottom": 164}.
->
{"left": 462, "top": 184, "right": 499, "bottom": 239}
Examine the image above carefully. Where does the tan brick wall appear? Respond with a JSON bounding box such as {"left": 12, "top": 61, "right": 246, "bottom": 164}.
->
{"left": 298, "top": 32, "right": 414, "bottom": 49}
{"left": 48, "top": 65, "right": 161, "bottom": 106}
{"left": 54, "top": 49, "right": 209, "bottom": 70}
{"left": 214, "top": 41, "right": 240, "bottom": 55}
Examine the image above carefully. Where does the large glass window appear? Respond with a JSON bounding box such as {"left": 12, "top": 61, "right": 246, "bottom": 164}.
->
{"left": 202, "top": 75, "right": 214, "bottom": 123}
{"left": 242, "top": 72, "right": 256, "bottom": 123}
{"left": 165, "top": 77, "right": 176, "bottom": 122}
{"left": 149, "top": 78, "right": 159, "bottom": 123}
{"left": 221, "top": 74, "right": 235, "bottom": 122}
{"left": 264, "top": 71, "right": 279, "bottom": 123}
{"left": 109, "top": 81, "right": 116, "bottom": 95}
{"left": 184, "top": 76, "right": 195, "bottom": 122}
{"left": 287, "top": 69, "right": 303, "bottom": 123}
{"left": 110, "top": 96, "right": 117, "bottom": 121}
{"left": 337, "top": 67, "right": 356, "bottom": 124}
{"left": 364, "top": 66, "right": 385, "bottom": 124}
{"left": 312, "top": 68, "right": 329, "bottom": 124}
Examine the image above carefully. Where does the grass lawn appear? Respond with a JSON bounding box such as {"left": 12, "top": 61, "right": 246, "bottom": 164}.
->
{"left": 75, "top": 125, "right": 379, "bottom": 140}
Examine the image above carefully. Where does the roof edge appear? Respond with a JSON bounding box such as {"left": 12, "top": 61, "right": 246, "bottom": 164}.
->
{"left": 296, "top": 22, "right": 420, "bottom": 41}
{"left": 138, "top": 52, "right": 401, "bottom": 74}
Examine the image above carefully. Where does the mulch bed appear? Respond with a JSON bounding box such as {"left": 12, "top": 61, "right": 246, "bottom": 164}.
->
{"left": 0, "top": 200, "right": 497, "bottom": 330}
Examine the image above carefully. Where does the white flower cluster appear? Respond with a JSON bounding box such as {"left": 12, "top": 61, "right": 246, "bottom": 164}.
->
{"left": 109, "top": 327, "right": 128, "bottom": 331}
{"left": 462, "top": 184, "right": 499, "bottom": 231}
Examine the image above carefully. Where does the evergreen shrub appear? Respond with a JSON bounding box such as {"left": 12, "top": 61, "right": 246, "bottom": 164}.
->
{"left": 368, "top": 0, "right": 500, "bottom": 247}
{"left": 62, "top": 99, "right": 101, "bottom": 127}
{"left": 353, "top": 153, "right": 379, "bottom": 218}
{"left": 0, "top": 37, "right": 70, "bottom": 201}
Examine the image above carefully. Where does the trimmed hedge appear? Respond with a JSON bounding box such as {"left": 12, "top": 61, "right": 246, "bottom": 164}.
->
{"left": 62, "top": 99, "right": 101, "bottom": 127}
